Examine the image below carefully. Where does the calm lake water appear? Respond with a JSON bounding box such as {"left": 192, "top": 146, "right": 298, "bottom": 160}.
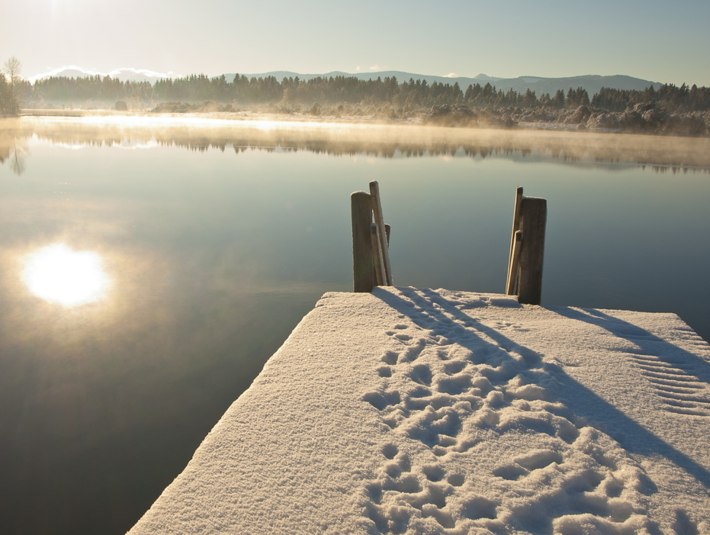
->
{"left": 1, "top": 116, "right": 709, "bottom": 534}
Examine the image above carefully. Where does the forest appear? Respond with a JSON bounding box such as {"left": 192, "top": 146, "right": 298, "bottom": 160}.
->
{"left": 2, "top": 70, "right": 710, "bottom": 136}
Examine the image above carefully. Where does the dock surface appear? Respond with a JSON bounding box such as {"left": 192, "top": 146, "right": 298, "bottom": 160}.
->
{"left": 131, "top": 287, "right": 710, "bottom": 534}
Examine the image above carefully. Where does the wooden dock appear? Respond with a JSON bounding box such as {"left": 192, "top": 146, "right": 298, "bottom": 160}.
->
{"left": 131, "top": 287, "right": 710, "bottom": 534}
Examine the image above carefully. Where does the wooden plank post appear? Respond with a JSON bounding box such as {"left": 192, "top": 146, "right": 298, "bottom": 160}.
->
{"left": 369, "top": 181, "right": 393, "bottom": 285}
{"left": 505, "top": 186, "right": 524, "bottom": 294}
{"left": 507, "top": 230, "right": 523, "bottom": 295}
{"left": 370, "top": 224, "right": 386, "bottom": 286}
{"left": 372, "top": 224, "right": 392, "bottom": 284}
{"left": 517, "top": 197, "right": 547, "bottom": 305}
{"left": 351, "top": 191, "right": 375, "bottom": 292}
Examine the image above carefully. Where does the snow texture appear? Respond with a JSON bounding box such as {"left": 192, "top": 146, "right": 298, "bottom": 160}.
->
{"left": 130, "top": 288, "right": 710, "bottom": 534}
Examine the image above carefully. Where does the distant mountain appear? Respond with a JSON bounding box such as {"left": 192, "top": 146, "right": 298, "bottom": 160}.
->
{"left": 227, "top": 71, "right": 661, "bottom": 96}
{"left": 224, "top": 71, "right": 660, "bottom": 96}
{"left": 36, "top": 67, "right": 661, "bottom": 96}
{"left": 32, "top": 66, "right": 177, "bottom": 84}
{"left": 489, "top": 74, "right": 662, "bottom": 96}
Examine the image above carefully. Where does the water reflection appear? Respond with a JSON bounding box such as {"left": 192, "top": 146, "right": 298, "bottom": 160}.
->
{"left": 1, "top": 115, "right": 709, "bottom": 176}
{"left": 22, "top": 243, "right": 109, "bottom": 306}
{"left": 0, "top": 138, "right": 27, "bottom": 175}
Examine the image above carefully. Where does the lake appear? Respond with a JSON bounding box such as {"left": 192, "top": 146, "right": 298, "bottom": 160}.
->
{"left": 1, "top": 116, "right": 709, "bottom": 534}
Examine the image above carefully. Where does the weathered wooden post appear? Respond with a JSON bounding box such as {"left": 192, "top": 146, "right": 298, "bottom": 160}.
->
{"left": 517, "top": 197, "right": 547, "bottom": 304}
{"left": 351, "top": 191, "right": 375, "bottom": 292}
{"left": 505, "top": 187, "right": 547, "bottom": 305}
{"left": 369, "top": 181, "right": 393, "bottom": 285}
{"left": 505, "top": 186, "right": 524, "bottom": 295}
{"left": 370, "top": 224, "right": 386, "bottom": 286}
{"left": 351, "top": 182, "right": 392, "bottom": 292}
{"left": 507, "top": 230, "right": 523, "bottom": 295}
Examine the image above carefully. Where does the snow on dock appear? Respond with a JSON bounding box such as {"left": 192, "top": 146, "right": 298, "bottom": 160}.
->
{"left": 130, "top": 288, "right": 710, "bottom": 534}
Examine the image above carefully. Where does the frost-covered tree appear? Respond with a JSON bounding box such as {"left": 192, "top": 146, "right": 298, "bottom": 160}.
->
{"left": 0, "top": 57, "right": 21, "bottom": 115}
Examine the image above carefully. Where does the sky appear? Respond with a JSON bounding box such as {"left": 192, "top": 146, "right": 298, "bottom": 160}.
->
{"left": 2, "top": 0, "right": 710, "bottom": 85}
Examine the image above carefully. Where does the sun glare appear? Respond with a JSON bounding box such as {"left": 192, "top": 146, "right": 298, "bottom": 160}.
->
{"left": 22, "top": 244, "right": 110, "bottom": 307}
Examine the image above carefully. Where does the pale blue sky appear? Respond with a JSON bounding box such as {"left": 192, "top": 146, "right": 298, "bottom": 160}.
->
{"left": 2, "top": 0, "right": 709, "bottom": 85}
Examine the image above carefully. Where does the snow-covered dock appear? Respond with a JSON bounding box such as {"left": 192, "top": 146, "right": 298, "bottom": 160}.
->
{"left": 131, "top": 288, "right": 710, "bottom": 534}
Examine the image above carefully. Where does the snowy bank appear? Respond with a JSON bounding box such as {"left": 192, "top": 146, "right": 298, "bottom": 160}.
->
{"left": 130, "top": 288, "right": 710, "bottom": 534}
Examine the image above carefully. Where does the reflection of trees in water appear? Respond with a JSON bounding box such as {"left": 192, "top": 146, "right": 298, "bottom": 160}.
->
{"left": 10, "top": 145, "right": 26, "bottom": 175}
{"left": 0, "top": 139, "right": 27, "bottom": 175}
{"left": 2, "top": 121, "right": 710, "bottom": 174}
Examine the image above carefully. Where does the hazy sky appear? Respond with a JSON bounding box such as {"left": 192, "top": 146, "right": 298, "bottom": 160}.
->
{"left": 2, "top": 0, "right": 709, "bottom": 85}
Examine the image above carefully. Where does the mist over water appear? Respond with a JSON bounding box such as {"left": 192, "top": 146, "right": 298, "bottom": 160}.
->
{"left": 3, "top": 115, "right": 710, "bottom": 172}
{"left": 1, "top": 116, "right": 708, "bottom": 534}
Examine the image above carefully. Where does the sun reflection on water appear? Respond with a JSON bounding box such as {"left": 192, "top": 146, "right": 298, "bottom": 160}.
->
{"left": 22, "top": 243, "right": 110, "bottom": 306}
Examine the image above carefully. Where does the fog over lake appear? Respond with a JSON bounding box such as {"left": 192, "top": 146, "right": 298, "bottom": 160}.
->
{"left": 1, "top": 116, "right": 708, "bottom": 534}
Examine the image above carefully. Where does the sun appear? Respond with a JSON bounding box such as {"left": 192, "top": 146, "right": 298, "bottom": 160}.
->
{"left": 22, "top": 243, "right": 110, "bottom": 307}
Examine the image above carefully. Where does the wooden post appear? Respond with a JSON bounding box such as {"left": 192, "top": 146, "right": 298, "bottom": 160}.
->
{"left": 517, "top": 197, "right": 546, "bottom": 305}
{"left": 351, "top": 191, "right": 374, "bottom": 292}
{"left": 507, "top": 230, "right": 523, "bottom": 295}
{"left": 372, "top": 225, "right": 392, "bottom": 285}
{"left": 369, "top": 181, "right": 393, "bottom": 285}
{"left": 370, "top": 224, "right": 386, "bottom": 286}
{"left": 505, "top": 186, "right": 524, "bottom": 294}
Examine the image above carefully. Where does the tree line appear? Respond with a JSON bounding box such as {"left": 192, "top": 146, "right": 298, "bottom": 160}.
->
{"left": 2, "top": 54, "right": 709, "bottom": 137}
{"left": 12, "top": 72, "right": 709, "bottom": 112}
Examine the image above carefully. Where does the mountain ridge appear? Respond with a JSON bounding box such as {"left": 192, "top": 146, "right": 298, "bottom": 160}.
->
{"left": 35, "top": 67, "right": 662, "bottom": 96}
{"left": 224, "top": 71, "right": 661, "bottom": 95}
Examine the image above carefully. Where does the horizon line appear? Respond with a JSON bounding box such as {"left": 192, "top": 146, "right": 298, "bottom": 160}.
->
{"left": 23, "top": 65, "right": 674, "bottom": 86}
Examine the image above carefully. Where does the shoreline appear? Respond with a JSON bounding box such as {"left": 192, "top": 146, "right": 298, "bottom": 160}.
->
{"left": 12, "top": 106, "right": 710, "bottom": 139}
